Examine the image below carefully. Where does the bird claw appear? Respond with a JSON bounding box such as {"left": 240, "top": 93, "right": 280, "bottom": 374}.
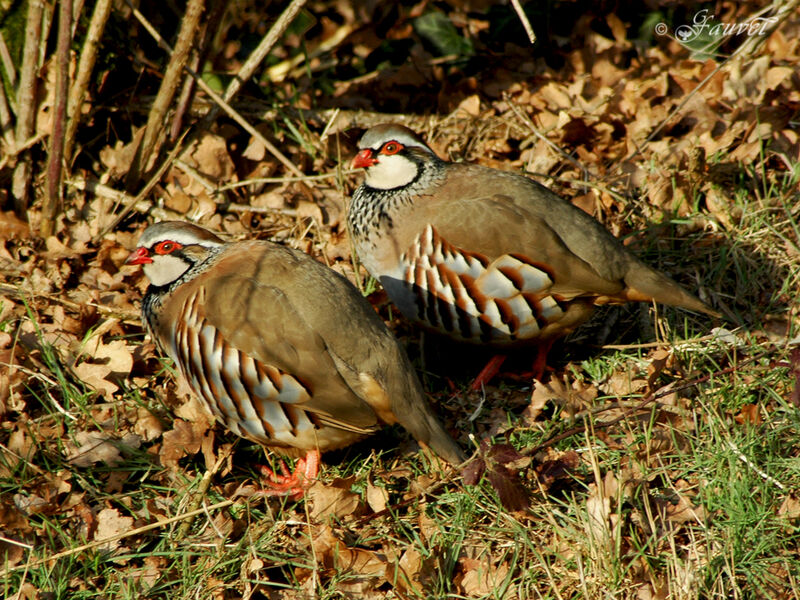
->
{"left": 255, "top": 450, "right": 321, "bottom": 500}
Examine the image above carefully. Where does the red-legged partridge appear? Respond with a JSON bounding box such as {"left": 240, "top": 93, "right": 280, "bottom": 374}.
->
{"left": 126, "top": 221, "right": 464, "bottom": 497}
{"left": 348, "top": 124, "right": 718, "bottom": 385}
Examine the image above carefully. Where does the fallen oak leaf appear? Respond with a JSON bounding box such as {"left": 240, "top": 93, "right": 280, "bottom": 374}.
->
{"left": 308, "top": 524, "right": 387, "bottom": 592}
{"left": 94, "top": 507, "right": 134, "bottom": 552}
{"left": 159, "top": 418, "right": 209, "bottom": 469}
{"left": 307, "top": 477, "right": 363, "bottom": 521}
{"left": 66, "top": 431, "right": 142, "bottom": 467}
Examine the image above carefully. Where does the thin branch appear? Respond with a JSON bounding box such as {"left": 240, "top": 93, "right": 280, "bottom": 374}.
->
{"left": 0, "top": 67, "right": 14, "bottom": 151}
{"left": 125, "top": 0, "right": 205, "bottom": 191}
{"left": 221, "top": 0, "right": 307, "bottom": 105}
{"left": 94, "top": 130, "right": 191, "bottom": 242}
{"left": 0, "top": 499, "right": 236, "bottom": 575}
{"left": 41, "top": 0, "right": 73, "bottom": 238}
{"left": 125, "top": 1, "right": 304, "bottom": 177}
{"left": 11, "top": 0, "right": 44, "bottom": 215}
{"left": 523, "top": 354, "right": 764, "bottom": 457}
{"left": 726, "top": 440, "right": 786, "bottom": 491}
{"left": 504, "top": 92, "right": 589, "bottom": 180}
{"left": 63, "top": 0, "right": 113, "bottom": 165}
{"left": 169, "top": 0, "right": 227, "bottom": 140}
{"left": 510, "top": 0, "right": 536, "bottom": 45}
{"left": 0, "top": 31, "right": 16, "bottom": 88}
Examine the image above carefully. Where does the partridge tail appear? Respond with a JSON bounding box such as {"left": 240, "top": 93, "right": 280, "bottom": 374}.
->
{"left": 624, "top": 261, "right": 719, "bottom": 317}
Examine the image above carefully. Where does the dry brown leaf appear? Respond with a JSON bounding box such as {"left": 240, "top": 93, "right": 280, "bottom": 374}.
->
{"left": 174, "top": 396, "right": 214, "bottom": 427}
{"left": 365, "top": 482, "right": 388, "bottom": 513}
{"left": 646, "top": 348, "right": 672, "bottom": 389}
{"left": 71, "top": 329, "right": 134, "bottom": 397}
{"left": 99, "top": 127, "right": 145, "bottom": 179}
{"left": 66, "top": 431, "right": 141, "bottom": 467}
{"left": 166, "top": 133, "right": 236, "bottom": 200}
{"left": 159, "top": 418, "right": 208, "bottom": 469}
{"left": 307, "top": 477, "right": 362, "bottom": 521}
{"left": 585, "top": 484, "right": 613, "bottom": 548}
{"left": 0, "top": 539, "right": 26, "bottom": 570}
{"left": 456, "top": 557, "right": 516, "bottom": 598}
{"left": 0, "top": 211, "right": 30, "bottom": 239}
{"left": 778, "top": 495, "right": 800, "bottom": 522}
{"left": 603, "top": 369, "right": 648, "bottom": 398}
{"left": 312, "top": 524, "right": 387, "bottom": 594}
{"left": 655, "top": 490, "right": 706, "bottom": 524}
{"left": 385, "top": 545, "right": 427, "bottom": 595}
{"left": 133, "top": 407, "right": 165, "bottom": 442}
{"left": 9, "top": 581, "right": 37, "bottom": 600}
{"left": 94, "top": 507, "right": 134, "bottom": 551}
{"left": 525, "top": 375, "right": 598, "bottom": 421}
{"left": 454, "top": 94, "right": 481, "bottom": 117}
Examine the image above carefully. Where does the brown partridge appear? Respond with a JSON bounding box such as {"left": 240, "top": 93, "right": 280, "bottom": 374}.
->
{"left": 348, "top": 124, "right": 718, "bottom": 386}
{"left": 126, "top": 221, "right": 464, "bottom": 497}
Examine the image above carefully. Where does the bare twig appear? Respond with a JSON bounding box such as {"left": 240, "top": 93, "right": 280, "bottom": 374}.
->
{"left": 41, "top": 0, "right": 73, "bottom": 238}
{"left": 217, "top": 169, "right": 355, "bottom": 192}
{"left": 0, "top": 283, "right": 140, "bottom": 323}
{"left": 70, "top": 0, "right": 86, "bottom": 38}
{"left": 95, "top": 131, "right": 191, "bottom": 242}
{"left": 510, "top": 0, "right": 536, "bottom": 45}
{"left": 63, "top": 0, "right": 113, "bottom": 165}
{"left": 225, "top": 203, "right": 298, "bottom": 217}
{"left": 176, "top": 448, "right": 231, "bottom": 539}
{"left": 729, "top": 0, "right": 800, "bottom": 66}
{"left": 220, "top": 0, "right": 307, "bottom": 105}
{"left": 0, "top": 499, "right": 236, "bottom": 576}
{"left": 524, "top": 353, "right": 764, "bottom": 457}
{"left": 169, "top": 0, "right": 227, "bottom": 140}
{"left": 0, "top": 68, "right": 14, "bottom": 152}
{"left": 11, "top": 0, "right": 44, "bottom": 215}
{"left": 125, "top": 1, "right": 304, "bottom": 179}
{"left": 265, "top": 22, "right": 354, "bottom": 82}
{"left": 0, "top": 31, "right": 17, "bottom": 88}
{"left": 125, "top": 0, "right": 205, "bottom": 191}
{"left": 726, "top": 440, "right": 786, "bottom": 491}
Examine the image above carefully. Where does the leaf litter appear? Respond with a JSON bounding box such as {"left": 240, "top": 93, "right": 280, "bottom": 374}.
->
{"left": 1, "top": 1, "right": 799, "bottom": 597}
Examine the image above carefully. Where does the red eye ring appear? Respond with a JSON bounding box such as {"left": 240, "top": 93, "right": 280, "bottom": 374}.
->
{"left": 381, "top": 141, "right": 403, "bottom": 155}
{"left": 154, "top": 240, "right": 182, "bottom": 255}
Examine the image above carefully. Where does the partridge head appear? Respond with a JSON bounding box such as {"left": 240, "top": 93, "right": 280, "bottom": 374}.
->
{"left": 126, "top": 221, "right": 464, "bottom": 496}
{"left": 348, "top": 124, "right": 718, "bottom": 381}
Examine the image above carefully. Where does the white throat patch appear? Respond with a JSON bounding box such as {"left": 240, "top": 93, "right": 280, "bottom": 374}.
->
{"left": 144, "top": 254, "right": 192, "bottom": 287}
{"left": 364, "top": 154, "right": 418, "bottom": 190}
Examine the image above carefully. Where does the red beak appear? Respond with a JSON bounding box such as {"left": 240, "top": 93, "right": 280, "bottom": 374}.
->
{"left": 352, "top": 148, "right": 377, "bottom": 169}
{"left": 126, "top": 247, "right": 153, "bottom": 265}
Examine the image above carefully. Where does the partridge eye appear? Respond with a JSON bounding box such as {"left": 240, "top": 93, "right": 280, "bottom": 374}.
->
{"left": 382, "top": 142, "right": 402, "bottom": 155}
{"left": 154, "top": 241, "right": 181, "bottom": 255}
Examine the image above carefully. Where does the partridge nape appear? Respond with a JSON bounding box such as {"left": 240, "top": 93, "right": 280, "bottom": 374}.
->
{"left": 348, "top": 124, "right": 718, "bottom": 387}
{"left": 127, "top": 221, "right": 464, "bottom": 498}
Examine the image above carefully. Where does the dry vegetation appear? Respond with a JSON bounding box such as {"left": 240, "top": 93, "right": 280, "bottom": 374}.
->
{"left": 1, "top": 0, "right": 799, "bottom": 598}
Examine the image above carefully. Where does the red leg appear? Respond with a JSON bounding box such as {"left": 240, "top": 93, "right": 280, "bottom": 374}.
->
{"left": 530, "top": 338, "right": 556, "bottom": 382}
{"left": 470, "top": 354, "right": 508, "bottom": 391}
{"left": 257, "top": 449, "right": 320, "bottom": 500}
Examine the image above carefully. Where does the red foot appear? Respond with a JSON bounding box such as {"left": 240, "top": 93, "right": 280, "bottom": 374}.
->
{"left": 530, "top": 338, "right": 556, "bottom": 382}
{"left": 256, "top": 449, "right": 320, "bottom": 500}
{"left": 470, "top": 354, "right": 508, "bottom": 391}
